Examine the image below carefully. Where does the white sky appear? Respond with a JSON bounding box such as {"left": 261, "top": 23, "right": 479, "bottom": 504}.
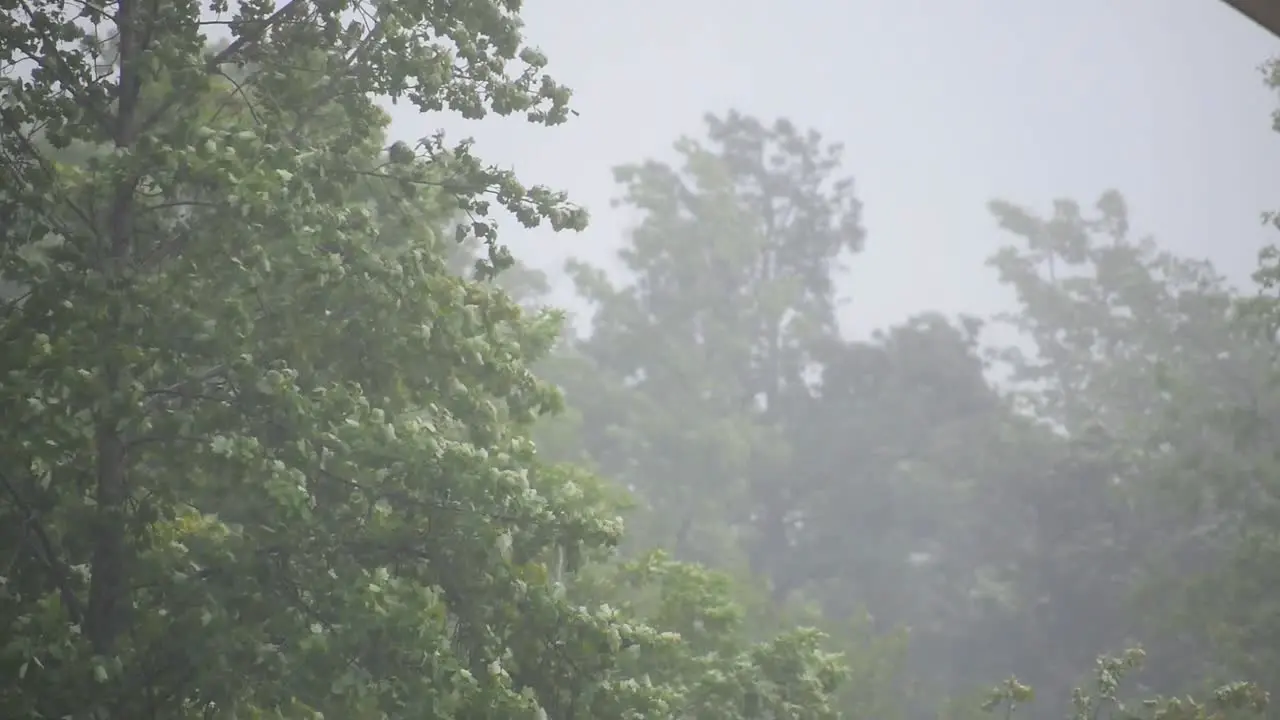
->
{"left": 387, "top": 0, "right": 1280, "bottom": 339}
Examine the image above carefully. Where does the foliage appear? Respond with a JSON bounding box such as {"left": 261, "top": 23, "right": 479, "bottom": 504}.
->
{"left": 553, "top": 108, "right": 1279, "bottom": 718}
{"left": 0, "top": 2, "right": 851, "bottom": 720}
{"left": 1149, "top": 54, "right": 1280, "bottom": 687}
{"left": 5, "top": 0, "right": 1280, "bottom": 717}
{"left": 982, "top": 650, "right": 1267, "bottom": 720}
{"left": 571, "top": 551, "right": 850, "bottom": 720}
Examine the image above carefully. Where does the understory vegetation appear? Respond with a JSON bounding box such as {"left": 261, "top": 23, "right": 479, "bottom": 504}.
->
{"left": 2, "top": 1, "right": 1279, "bottom": 718}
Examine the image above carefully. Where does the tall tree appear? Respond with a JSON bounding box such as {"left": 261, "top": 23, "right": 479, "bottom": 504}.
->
{"left": 565, "top": 110, "right": 865, "bottom": 572}
{"left": 971, "top": 190, "right": 1274, "bottom": 703}
{"left": 1149, "top": 54, "right": 1280, "bottom": 687}
{"left": 0, "top": 2, "right": 694, "bottom": 717}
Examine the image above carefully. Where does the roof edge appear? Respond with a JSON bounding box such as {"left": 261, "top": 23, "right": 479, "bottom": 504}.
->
{"left": 1221, "top": 0, "right": 1280, "bottom": 39}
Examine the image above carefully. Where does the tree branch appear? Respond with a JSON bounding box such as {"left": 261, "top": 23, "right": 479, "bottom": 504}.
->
{"left": 0, "top": 469, "right": 86, "bottom": 625}
{"left": 135, "top": 0, "right": 308, "bottom": 136}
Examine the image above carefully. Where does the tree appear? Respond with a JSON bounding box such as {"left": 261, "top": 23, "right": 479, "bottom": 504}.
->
{"left": 969, "top": 190, "right": 1280, "bottom": 702}
{"left": 0, "top": 1, "right": 708, "bottom": 717}
{"left": 1146, "top": 54, "right": 1280, "bottom": 687}
{"left": 564, "top": 110, "right": 865, "bottom": 573}
{"left": 985, "top": 191, "right": 1248, "bottom": 440}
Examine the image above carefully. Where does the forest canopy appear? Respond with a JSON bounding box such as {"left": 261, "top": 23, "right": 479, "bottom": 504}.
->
{"left": 0, "top": 1, "right": 1277, "bottom": 719}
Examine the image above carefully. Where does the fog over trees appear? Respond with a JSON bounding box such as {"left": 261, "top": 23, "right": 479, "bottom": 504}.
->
{"left": 3, "top": 1, "right": 1280, "bottom": 719}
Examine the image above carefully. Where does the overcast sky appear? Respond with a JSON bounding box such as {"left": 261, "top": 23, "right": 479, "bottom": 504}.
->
{"left": 388, "top": 0, "right": 1280, "bottom": 339}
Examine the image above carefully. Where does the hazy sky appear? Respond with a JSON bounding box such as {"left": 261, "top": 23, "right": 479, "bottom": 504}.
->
{"left": 388, "top": 0, "right": 1280, "bottom": 339}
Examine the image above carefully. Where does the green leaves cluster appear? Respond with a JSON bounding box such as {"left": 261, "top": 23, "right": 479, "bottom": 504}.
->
{"left": 982, "top": 649, "right": 1267, "bottom": 720}
{"left": 572, "top": 552, "right": 849, "bottom": 720}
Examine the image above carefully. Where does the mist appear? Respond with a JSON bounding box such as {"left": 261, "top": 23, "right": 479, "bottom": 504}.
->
{"left": 5, "top": 0, "right": 1280, "bottom": 718}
